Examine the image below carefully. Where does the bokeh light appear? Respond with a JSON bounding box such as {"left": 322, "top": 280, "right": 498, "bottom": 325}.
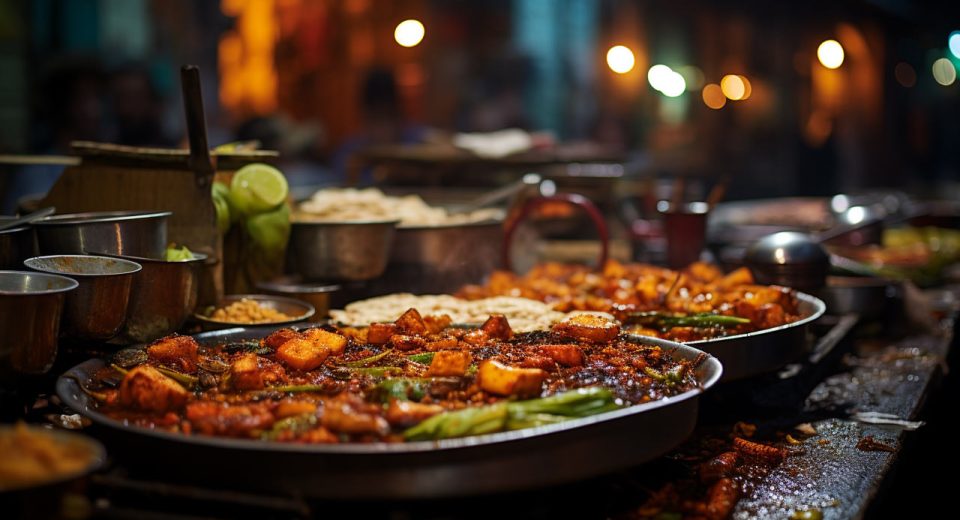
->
{"left": 647, "top": 65, "right": 686, "bottom": 97}
{"left": 949, "top": 31, "right": 960, "bottom": 59}
{"left": 606, "top": 45, "right": 636, "bottom": 74}
{"left": 720, "top": 74, "right": 746, "bottom": 100}
{"left": 394, "top": 19, "right": 425, "bottom": 48}
{"left": 932, "top": 58, "right": 957, "bottom": 86}
{"left": 677, "top": 65, "right": 705, "bottom": 91}
{"left": 702, "top": 84, "right": 726, "bottom": 109}
{"left": 894, "top": 62, "right": 916, "bottom": 88}
{"left": 817, "top": 39, "right": 845, "bottom": 69}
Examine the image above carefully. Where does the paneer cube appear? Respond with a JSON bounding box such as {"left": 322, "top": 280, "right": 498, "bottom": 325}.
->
{"left": 552, "top": 313, "right": 620, "bottom": 343}
{"left": 263, "top": 328, "right": 298, "bottom": 350}
{"left": 146, "top": 335, "right": 199, "bottom": 372}
{"left": 477, "top": 359, "right": 546, "bottom": 397}
{"left": 426, "top": 336, "right": 458, "bottom": 351}
{"left": 367, "top": 322, "right": 398, "bottom": 345}
{"left": 394, "top": 308, "right": 427, "bottom": 335}
{"left": 276, "top": 338, "right": 330, "bottom": 371}
{"left": 423, "top": 314, "right": 452, "bottom": 335}
{"left": 538, "top": 344, "right": 584, "bottom": 367}
{"left": 425, "top": 350, "right": 473, "bottom": 377}
{"left": 717, "top": 266, "right": 754, "bottom": 290}
{"left": 384, "top": 399, "right": 444, "bottom": 427}
{"left": 274, "top": 400, "right": 318, "bottom": 419}
{"left": 119, "top": 365, "right": 189, "bottom": 413}
{"left": 230, "top": 353, "right": 265, "bottom": 391}
{"left": 480, "top": 314, "right": 513, "bottom": 340}
{"left": 301, "top": 328, "right": 347, "bottom": 355}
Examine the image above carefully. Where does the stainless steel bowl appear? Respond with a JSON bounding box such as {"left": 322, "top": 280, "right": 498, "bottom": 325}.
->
{"left": 24, "top": 255, "right": 142, "bottom": 341}
{"left": 256, "top": 277, "right": 340, "bottom": 322}
{"left": 377, "top": 220, "right": 504, "bottom": 294}
{"left": 0, "top": 271, "right": 78, "bottom": 377}
{"left": 286, "top": 220, "right": 397, "bottom": 281}
{"left": 104, "top": 253, "right": 207, "bottom": 343}
{"left": 194, "top": 294, "right": 315, "bottom": 330}
{"left": 33, "top": 211, "right": 171, "bottom": 257}
{"left": 0, "top": 217, "right": 37, "bottom": 270}
{"left": 820, "top": 275, "right": 895, "bottom": 318}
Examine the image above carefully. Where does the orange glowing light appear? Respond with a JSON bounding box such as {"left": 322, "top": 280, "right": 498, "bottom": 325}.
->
{"left": 218, "top": 0, "right": 278, "bottom": 117}
{"left": 720, "top": 75, "right": 746, "bottom": 100}
{"left": 607, "top": 46, "right": 636, "bottom": 74}
{"left": 395, "top": 19, "right": 425, "bottom": 48}
{"left": 702, "top": 84, "right": 726, "bottom": 109}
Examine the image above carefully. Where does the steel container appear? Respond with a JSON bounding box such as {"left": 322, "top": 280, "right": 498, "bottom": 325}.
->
{"left": 0, "top": 270, "right": 77, "bottom": 377}
{"left": 286, "top": 220, "right": 397, "bottom": 281}
{"left": 33, "top": 211, "right": 171, "bottom": 258}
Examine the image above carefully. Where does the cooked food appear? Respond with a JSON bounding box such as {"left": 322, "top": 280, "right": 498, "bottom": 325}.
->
{"left": 0, "top": 423, "right": 98, "bottom": 490}
{"left": 458, "top": 260, "right": 803, "bottom": 342}
{"left": 330, "top": 294, "right": 566, "bottom": 332}
{"left": 209, "top": 298, "right": 295, "bottom": 324}
{"left": 83, "top": 311, "right": 705, "bottom": 443}
{"left": 296, "top": 188, "right": 501, "bottom": 227}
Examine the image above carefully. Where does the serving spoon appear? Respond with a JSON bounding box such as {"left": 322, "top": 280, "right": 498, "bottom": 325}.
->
{"left": 0, "top": 206, "right": 56, "bottom": 232}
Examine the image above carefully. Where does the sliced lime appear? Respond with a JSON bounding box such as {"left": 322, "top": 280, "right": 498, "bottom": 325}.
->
{"left": 230, "top": 163, "right": 288, "bottom": 215}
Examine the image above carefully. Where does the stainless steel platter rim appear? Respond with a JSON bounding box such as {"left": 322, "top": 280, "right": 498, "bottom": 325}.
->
{"left": 685, "top": 291, "right": 826, "bottom": 346}
{"left": 255, "top": 279, "right": 341, "bottom": 294}
{"left": 0, "top": 269, "right": 80, "bottom": 295}
{"left": 56, "top": 333, "right": 720, "bottom": 456}
{"left": 194, "top": 294, "right": 316, "bottom": 326}
{"left": 34, "top": 210, "right": 173, "bottom": 226}
{"left": 23, "top": 255, "right": 143, "bottom": 278}
{"left": 396, "top": 217, "right": 505, "bottom": 231}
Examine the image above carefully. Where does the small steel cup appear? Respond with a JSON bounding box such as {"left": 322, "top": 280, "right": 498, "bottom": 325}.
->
{"left": 24, "top": 255, "right": 143, "bottom": 341}
{"left": 659, "top": 201, "right": 710, "bottom": 269}
{"left": 0, "top": 270, "right": 78, "bottom": 377}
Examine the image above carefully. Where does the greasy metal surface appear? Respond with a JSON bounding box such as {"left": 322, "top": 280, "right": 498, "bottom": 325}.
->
{"left": 0, "top": 271, "right": 76, "bottom": 376}
{"left": 56, "top": 331, "right": 721, "bottom": 499}
{"left": 689, "top": 292, "right": 826, "bottom": 381}
{"left": 729, "top": 327, "right": 950, "bottom": 520}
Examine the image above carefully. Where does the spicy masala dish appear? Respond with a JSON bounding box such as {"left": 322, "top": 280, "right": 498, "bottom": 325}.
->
{"left": 458, "top": 261, "right": 804, "bottom": 342}
{"left": 83, "top": 310, "right": 706, "bottom": 443}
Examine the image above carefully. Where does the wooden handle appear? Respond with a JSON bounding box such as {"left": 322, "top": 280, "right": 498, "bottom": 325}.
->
{"left": 180, "top": 65, "right": 214, "bottom": 186}
{"left": 502, "top": 193, "right": 609, "bottom": 272}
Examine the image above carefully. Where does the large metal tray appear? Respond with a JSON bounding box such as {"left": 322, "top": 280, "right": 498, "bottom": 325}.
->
{"left": 57, "top": 331, "right": 721, "bottom": 499}
{"left": 687, "top": 291, "right": 825, "bottom": 382}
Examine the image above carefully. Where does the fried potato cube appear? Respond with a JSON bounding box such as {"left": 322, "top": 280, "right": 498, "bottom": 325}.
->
{"left": 425, "top": 350, "right": 473, "bottom": 377}
{"left": 275, "top": 400, "right": 318, "bottom": 419}
{"left": 302, "top": 328, "right": 347, "bottom": 355}
{"left": 394, "top": 308, "right": 427, "bottom": 335}
{"left": 538, "top": 344, "right": 584, "bottom": 367}
{"left": 146, "top": 335, "right": 199, "bottom": 372}
{"left": 462, "top": 329, "right": 489, "bottom": 346}
{"left": 384, "top": 400, "right": 444, "bottom": 427}
{"left": 717, "top": 266, "right": 754, "bottom": 289}
{"left": 552, "top": 313, "right": 620, "bottom": 343}
{"left": 480, "top": 314, "right": 513, "bottom": 340}
{"left": 119, "top": 365, "right": 189, "bottom": 413}
{"left": 477, "top": 359, "right": 546, "bottom": 397}
{"left": 230, "top": 353, "right": 264, "bottom": 391}
{"left": 263, "top": 328, "right": 298, "bottom": 351}
{"left": 276, "top": 338, "right": 330, "bottom": 371}
{"left": 423, "top": 314, "right": 453, "bottom": 335}
{"left": 686, "top": 261, "right": 723, "bottom": 283}
{"left": 367, "top": 322, "right": 398, "bottom": 345}
{"left": 389, "top": 334, "right": 427, "bottom": 351}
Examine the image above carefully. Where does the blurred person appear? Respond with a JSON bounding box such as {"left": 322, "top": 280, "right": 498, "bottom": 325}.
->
{"left": 106, "top": 63, "right": 176, "bottom": 147}
{"left": 1, "top": 58, "right": 104, "bottom": 213}
{"left": 330, "top": 68, "right": 427, "bottom": 184}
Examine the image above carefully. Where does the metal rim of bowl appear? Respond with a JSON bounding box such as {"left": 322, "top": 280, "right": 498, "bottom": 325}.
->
{"left": 0, "top": 270, "right": 80, "bottom": 295}
{"left": 32, "top": 210, "right": 172, "bottom": 226}
{"left": 290, "top": 218, "right": 400, "bottom": 227}
{"left": 96, "top": 251, "right": 209, "bottom": 264}
{"left": 0, "top": 424, "right": 106, "bottom": 493}
{"left": 256, "top": 278, "right": 341, "bottom": 294}
{"left": 0, "top": 217, "right": 31, "bottom": 234}
{"left": 395, "top": 217, "right": 505, "bottom": 231}
{"left": 23, "top": 255, "right": 143, "bottom": 278}
{"left": 194, "top": 294, "right": 316, "bottom": 326}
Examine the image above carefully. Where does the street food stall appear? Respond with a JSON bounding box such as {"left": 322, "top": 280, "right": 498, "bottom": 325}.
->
{"left": 2, "top": 3, "right": 960, "bottom": 520}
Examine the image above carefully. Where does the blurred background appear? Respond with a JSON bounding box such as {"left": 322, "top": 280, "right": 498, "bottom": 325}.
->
{"left": 1, "top": 0, "right": 959, "bottom": 213}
